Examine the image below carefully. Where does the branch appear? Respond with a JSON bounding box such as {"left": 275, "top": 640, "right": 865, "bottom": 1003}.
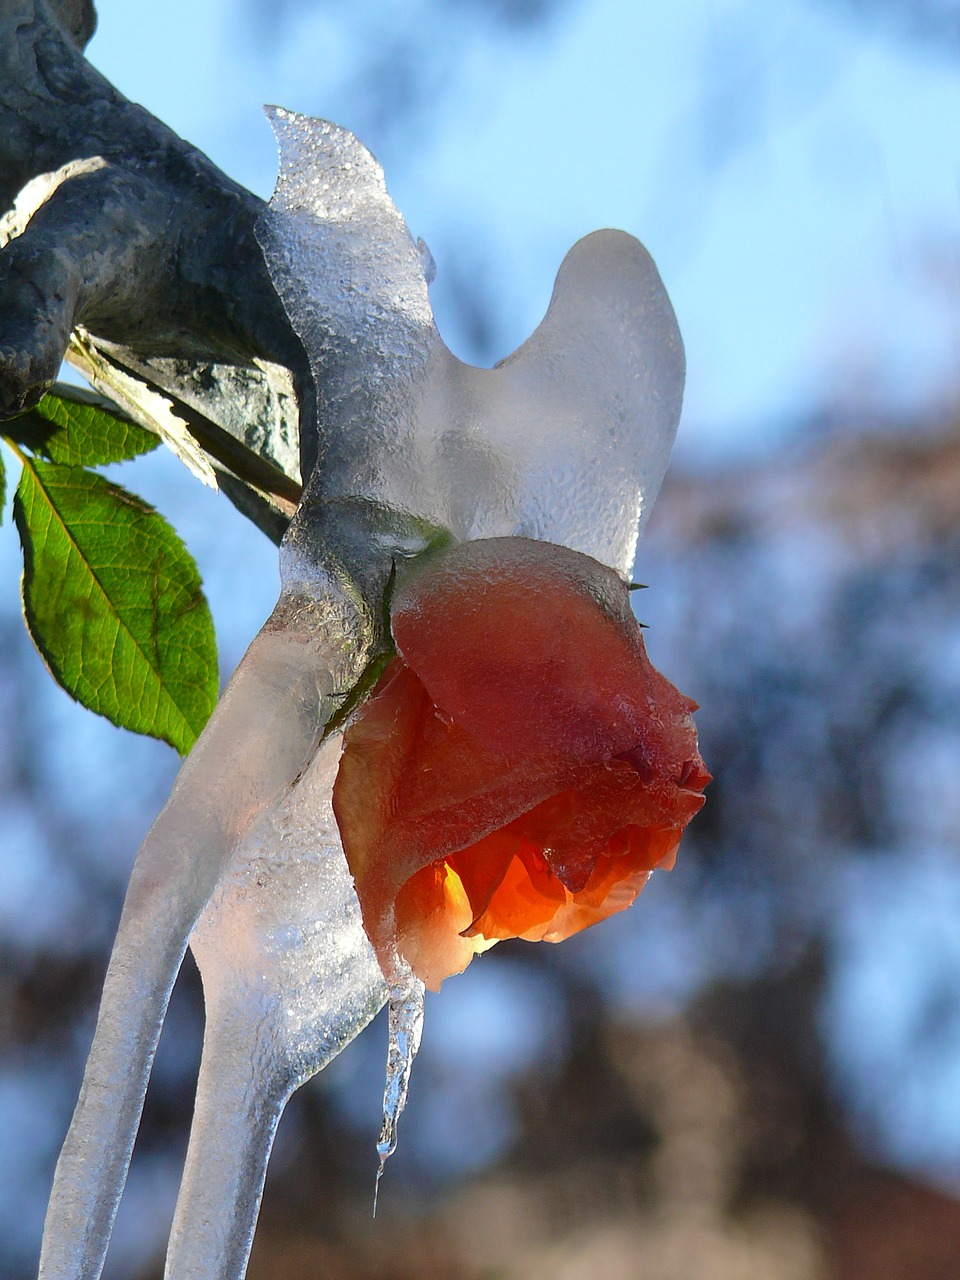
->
{"left": 0, "top": 0, "right": 316, "bottom": 539}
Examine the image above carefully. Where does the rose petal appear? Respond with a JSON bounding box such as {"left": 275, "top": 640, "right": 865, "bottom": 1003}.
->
{"left": 391, "top": 538, "right": 666, "bottom": 763}
{"left": 394, "top": 861, "right": 496, "bottom": 991}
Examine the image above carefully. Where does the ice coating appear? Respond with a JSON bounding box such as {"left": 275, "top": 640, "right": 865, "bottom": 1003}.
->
{"left": 38, "top": 109, "right": 687, "bottom": 1280}
{"left": 37, "top": 587, "right": 380, "bottom": 1280}
{"left": 165, "top": 734, "right": 387, "bottom": 1278}
{"left": 259, "top": 108, "right": 685, "bottom": 578}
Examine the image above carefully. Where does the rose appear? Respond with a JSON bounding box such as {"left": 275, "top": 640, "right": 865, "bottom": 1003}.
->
{"left": 333, "top": 536, "right": 710, "bottom": 991}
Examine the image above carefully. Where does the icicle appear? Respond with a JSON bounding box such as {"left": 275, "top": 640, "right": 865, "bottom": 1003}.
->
{"left": 374, "top": 975, "right": 425, "bottom": 1214}
{"left": 167, "top": 732, "right": 388, "bottom": 1277}
{"left": 38, "top": 611, "right": 351, "bottom": 1280}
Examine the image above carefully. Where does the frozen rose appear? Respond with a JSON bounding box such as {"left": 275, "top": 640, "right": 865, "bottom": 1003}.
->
{"left": 332, "top": 537, "right": 709, "bottom": 991}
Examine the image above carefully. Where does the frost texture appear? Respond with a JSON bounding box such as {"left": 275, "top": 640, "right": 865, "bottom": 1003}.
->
{"left": 37, "top": 109, "right": 685, "bottom": 1280}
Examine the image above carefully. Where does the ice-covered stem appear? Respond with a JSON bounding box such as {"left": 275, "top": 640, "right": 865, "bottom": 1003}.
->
{"left": 0, "top": 0, "right": 316, "bottom": 491}
{"left": 39, "top": 568, "right": 378, "bottom": 1280}
{"left": 166, "top": 730, "right": 392, "bottom": 1278}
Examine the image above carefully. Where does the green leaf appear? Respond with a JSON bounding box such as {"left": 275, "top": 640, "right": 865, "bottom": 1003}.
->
{"left": 5, "top": 386, "right": 160, "bottom": 467}
{"left": 14, "top": 459, "right": 217, "bottom": 754}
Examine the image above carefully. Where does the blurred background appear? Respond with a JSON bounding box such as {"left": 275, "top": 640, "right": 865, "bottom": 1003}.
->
{"left": 3, "top": 0, "right": 960, "bottom": 1276}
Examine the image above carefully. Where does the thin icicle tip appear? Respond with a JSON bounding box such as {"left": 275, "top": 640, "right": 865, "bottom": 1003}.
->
{"left": 374, "top": 977, "right": 425, "bottom": 1211}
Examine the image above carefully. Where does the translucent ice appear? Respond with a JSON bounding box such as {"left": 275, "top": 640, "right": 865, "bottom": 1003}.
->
{"left": 259, "top": 107, "right": 684, "bottom": 581}
{"left": 38, "top": 109, "right": 685, "bottom": 1280}
{"left": 375, "top": 975, "right": 425, "bottom": 1214}
{"left": 37, "top": 591, "right": 380, "bottom": 1280}
{"left": 166, "top": 733, "right": 387, "bottom": 1278}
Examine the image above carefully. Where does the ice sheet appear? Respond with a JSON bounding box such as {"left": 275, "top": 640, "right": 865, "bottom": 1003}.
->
{"left": 259, "top": 107, "right": 684, "bottom": 579}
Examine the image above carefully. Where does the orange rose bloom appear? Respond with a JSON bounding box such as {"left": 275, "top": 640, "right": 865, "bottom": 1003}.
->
{"left": 332, "top": 538, "right": 709, "bottom": 991}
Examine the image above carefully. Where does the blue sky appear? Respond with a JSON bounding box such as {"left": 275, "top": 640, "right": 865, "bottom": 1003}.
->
{"left": 89, "top": 0, "right": 960, "bottom": 459}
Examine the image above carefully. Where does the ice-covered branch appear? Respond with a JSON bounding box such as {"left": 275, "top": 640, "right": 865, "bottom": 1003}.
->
{"left": 0, "top": 0, "right": 313, "bottom": 537}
